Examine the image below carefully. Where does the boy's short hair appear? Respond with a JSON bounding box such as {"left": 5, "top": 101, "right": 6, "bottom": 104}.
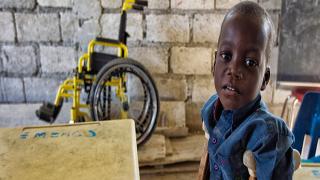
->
{"left": 219, "top": 1, "right": 275, "bottom": 65}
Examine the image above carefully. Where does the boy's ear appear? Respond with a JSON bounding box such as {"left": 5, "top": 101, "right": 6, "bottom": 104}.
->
{"left": 260, "top": 67, "right": 270, "bottom": 91}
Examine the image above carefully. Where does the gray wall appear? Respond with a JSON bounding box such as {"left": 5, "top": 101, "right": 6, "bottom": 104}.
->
{"left": 0, "top": 0, "right": 281, "bottom": 129}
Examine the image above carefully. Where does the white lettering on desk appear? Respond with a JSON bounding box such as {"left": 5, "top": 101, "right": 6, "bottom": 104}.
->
{"left": 19, "top": 129, "right": 97, "bottom": 139}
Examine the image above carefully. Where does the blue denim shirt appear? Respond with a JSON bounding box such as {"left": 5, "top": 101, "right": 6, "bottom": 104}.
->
{"left": 201, "top": 94, "right": 295, "bottom": 180}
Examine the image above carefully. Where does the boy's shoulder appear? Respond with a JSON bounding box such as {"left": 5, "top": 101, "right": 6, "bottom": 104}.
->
{"left": 249, "top": 105, "right": 293, "bottom": 137}
{"left": 202, "top": 94, "right": 218, "bottom": 112}
{"left": 201, "top": 94, "right": 218, "bottom": 121}
{"left": 201, "top": 94, "right": 293, "bottom": 138}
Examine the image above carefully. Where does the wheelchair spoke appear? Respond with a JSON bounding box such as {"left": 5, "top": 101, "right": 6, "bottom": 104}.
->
{"left": 135, "top": 120, "right": 145, "bottom": 134}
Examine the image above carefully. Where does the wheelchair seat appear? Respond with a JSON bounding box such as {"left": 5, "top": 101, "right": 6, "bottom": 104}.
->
{"left": 88, "top": 52, "right": 118, "bottom": 74}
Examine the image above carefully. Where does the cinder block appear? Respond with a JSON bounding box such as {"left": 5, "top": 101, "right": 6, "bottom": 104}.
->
{"left": 148, "top": 0, "right": 169, "bottom": 9}
{"left": 186, "top": 102, "right": 204, "bottom": 132}
{"left": 0, "top": 77, "right": 24, "bottom": 103}
{"left": 259, "top": 0, "right": 281, "bottom": 10}
{"left": 126, "top": 13, "right": 143, "bottom": 41}
{"left": 126, "top": 74, "right": 187, "bottom": 102}
{"left": 60, "top": 12, "right": 78, "bottom": 42}
{"left": 73, "top": 0, "right": 101, "bottom": 19}
{"left": 0, "top": 0, "right": 35, "bottom": 9}
{"left": 16, "top": 13, "right": 60, "bottom": 42}
{"left": 101, "top": 0, "right": 122, "bottom": 9}
{"left": 37, "top": 0, "right": 72, "bottom": 7}
{"left": 193, "top": 13, "right": 225, "bottom": 44}
{"left": 40, "top": 46, "right": 76, "bottom": 74}
{"left": 154, "top": 75, "right": 187, "bottom": 100}
{"left": 192, "top": 76, "right": 215, "bottom": 102}
{"left": 160, "top": 101, "right": 186, "bottom": 128}
{"left": 1, "top": 45, "right": 37, "bottom": 75}
{"left": 216, "top": 0, "right": 241, "bottom": 9}
{"left": 171, "top": 47, "right": 212, "bottom": 75}
{"left": 146, "top": 14, "right": 189, "bottom": 43}
{"left": 171, "top": 0, "right": 214, "bottom": 9}
{"left": 0, "top": 12, "right": 15, "bottom": 42}
{"left": 101, "top": 13, "right": 143, "bottom": 41}
{"left": 216, "top": 0, "right": 258, "bottom": 9}
{"left": 76, "top": 19, "right": 101, "bottom": 50}
{"left": 129, "top": 47, "right": 169, "bottom": 74}
{"left": 24, "top": 77, "right": 64, "bottom": 102}
{"left": 100, "top": 14, "right": 119, "bottom": 40}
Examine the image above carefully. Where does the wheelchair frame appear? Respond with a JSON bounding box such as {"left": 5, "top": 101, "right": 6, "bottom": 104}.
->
{"left": 56, "top": 40, "right": 129, "bottom": 123}
{"left": 43, "top": 0, "right": 150, "bottom": 123}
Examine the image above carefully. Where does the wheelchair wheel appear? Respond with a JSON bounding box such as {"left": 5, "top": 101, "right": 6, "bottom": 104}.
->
{"left": 89, "top": 58, "right": 159, "bottom": 146}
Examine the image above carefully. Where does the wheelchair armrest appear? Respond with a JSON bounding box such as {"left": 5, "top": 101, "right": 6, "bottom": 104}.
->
{"left": 95, "top": 37, "right": 121, "bottom": 44}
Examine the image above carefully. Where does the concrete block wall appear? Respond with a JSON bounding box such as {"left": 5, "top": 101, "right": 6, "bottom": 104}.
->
{"left": 0, "top": 0, "right": 283, "bottom": 130}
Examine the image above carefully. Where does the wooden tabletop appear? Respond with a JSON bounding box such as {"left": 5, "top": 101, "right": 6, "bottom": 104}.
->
{"left": 294, "top": 163, "right": 320, "bottom": 179}
{"left": 0, "top": 120, "right": 139, "bottom": 180}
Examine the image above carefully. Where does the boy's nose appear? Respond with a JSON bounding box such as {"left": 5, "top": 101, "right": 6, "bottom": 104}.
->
{"left": 227, "top": 59, "right": 243, "bottom": 80}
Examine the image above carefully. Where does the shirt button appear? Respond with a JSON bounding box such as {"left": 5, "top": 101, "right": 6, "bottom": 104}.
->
{"left": 213, "top": 163, "right": 219, "bottom": 171}
{"left": 212, "top": 138, "right": 217, "bottom": 144}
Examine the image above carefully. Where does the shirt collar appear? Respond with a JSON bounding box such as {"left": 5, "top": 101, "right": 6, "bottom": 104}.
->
{"left": 213, "top": 94, "right": 262, "bottom": 129}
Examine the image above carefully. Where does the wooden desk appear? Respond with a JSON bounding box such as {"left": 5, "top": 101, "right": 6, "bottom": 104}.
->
{"left": 0, "top": 120, "right": 139, "bottom": 180}
{"left": 294, "top": 163, "right": 320, "bottom": 179}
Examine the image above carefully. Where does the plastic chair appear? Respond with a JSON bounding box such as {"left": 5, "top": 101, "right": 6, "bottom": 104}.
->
{"left": 292, "top": 91, "right": 320, "bottom": 159}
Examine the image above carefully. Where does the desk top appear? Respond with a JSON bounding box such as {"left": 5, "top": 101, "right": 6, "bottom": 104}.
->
{"left": 294, "top": 163, "right": 320, "bottom": 180}
{"left": 0, "top": 120, "right": 139, "bottom": 180}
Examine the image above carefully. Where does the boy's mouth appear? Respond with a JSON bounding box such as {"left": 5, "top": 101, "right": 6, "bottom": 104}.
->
{"left": 222, "top": 84, "right": 240, "bottom": 95}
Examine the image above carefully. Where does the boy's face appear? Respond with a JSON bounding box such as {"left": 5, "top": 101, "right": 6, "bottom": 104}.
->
{"left": 214, "top": 14, "right": 269, "bottom": 110}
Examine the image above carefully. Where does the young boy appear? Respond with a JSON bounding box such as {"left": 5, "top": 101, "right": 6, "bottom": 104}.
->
{"left": 201, "top": 1, "right": 294, "bottom": 179}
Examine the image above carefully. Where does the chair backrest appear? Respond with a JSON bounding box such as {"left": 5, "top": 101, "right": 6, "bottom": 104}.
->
{"left": 292, "top": 91, "right": 320, "bottom": 159}
{"left": 89, "top": 52, "right": 118, "bottom": 74}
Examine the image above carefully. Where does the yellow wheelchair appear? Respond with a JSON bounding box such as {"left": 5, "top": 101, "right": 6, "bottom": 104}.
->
{"left": 36, "top": 0, "right": 159, "bottom": 146}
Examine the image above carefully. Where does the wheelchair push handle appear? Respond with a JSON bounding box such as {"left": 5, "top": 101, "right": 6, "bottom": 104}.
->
{"left": 135, "top": 0, "right": 148, "bottom": 6}
{"left": 132, "top": 4, "right": 144, "bottom": 11}
{"left": 132, "top": 0, "right": 148, "bottom": 11}
{"left": 95, "top": 37, "right": 121, "bottom": 44}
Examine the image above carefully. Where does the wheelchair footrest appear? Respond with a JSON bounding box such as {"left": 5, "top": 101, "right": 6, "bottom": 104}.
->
{"left": 35, "top": 102, "right": 61, "bottom": 123}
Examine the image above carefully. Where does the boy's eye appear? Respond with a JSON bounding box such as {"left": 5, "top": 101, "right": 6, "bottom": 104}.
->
{"left": 220, "top": 52, "right": 232, "bottom": 61}
{"left": 244, "top": 58, "right": 258, "bottom": 67}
